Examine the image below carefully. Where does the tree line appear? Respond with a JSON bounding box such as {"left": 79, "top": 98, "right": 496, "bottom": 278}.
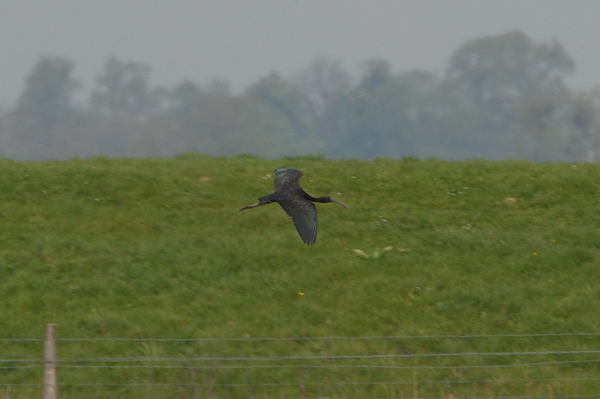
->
{"left": 1, "top": 30, "right": 599, "bottom": 162}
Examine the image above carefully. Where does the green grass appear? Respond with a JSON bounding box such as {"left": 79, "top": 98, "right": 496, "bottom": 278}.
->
{"left": 2, "top": 155, "right": 600, "bottom": 397}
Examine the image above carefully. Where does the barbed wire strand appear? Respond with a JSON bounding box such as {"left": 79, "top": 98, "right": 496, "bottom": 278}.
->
{"left": 48, "top": 378, "right": 600, "bottom": 388}
{"left": 3, "top": 331, "right": 600, "bottom": 343}
{"left": 3, "top": 348, "right": 600, "bottom": 364}
{"left": 44, "top": 349, "right": 600, "bottom": 363}
{"left": 1, "top": 387, "right": 596, "bottom": 399}
{"left": 52, "top": 357, "right": 600, "bottom": 370}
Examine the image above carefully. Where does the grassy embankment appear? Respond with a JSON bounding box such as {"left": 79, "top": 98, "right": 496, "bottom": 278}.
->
{"left": 1, "top": 155, "right": 600, "bottom": 398}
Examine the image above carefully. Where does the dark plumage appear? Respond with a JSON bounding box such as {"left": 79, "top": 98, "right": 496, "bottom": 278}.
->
{"left": 240, "top": 167, "right": 350, "bottom": 245}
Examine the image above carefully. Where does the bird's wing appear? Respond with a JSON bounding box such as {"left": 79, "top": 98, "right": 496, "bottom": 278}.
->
{"left": 274, "top": 167, "right": 303, "bottom": 192}
{"left": 278, "top": 197, "right": 318, "bottom": 245}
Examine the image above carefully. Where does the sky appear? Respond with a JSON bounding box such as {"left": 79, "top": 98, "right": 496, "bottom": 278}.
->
{"left": 2, "top": 1, "right": 600, "bottom": 107}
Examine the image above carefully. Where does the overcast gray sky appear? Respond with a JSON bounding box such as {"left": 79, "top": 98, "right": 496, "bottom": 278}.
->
{"left": 2, "top": 1, "right": 600, "bottom": 107}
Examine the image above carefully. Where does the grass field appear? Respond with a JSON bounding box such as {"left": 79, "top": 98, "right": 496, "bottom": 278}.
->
{"left": 1, "top": 154, "right": 600, "bottom": 398}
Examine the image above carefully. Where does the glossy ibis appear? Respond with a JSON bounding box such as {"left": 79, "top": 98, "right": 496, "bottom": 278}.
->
{"left": 240, "top": 167, "right": 350, "bottom": 245}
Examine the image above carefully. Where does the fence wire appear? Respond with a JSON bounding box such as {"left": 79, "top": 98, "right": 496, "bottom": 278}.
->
{"left": 2, "top": 333, "right": 600, "bottom": 398}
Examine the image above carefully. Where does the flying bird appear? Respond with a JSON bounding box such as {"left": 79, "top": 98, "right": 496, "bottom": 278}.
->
{"left": 240, "top": 167, "right": 351, "bottom": 245}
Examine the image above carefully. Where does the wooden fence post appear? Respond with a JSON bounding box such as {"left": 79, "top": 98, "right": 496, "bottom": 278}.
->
{"left": 44, "top": 324, "right": 57, "bottom": 399}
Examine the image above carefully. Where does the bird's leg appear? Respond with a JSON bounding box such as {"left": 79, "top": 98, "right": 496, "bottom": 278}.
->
{"left": 240, "top": 194, "right": 276, "bottom": 211}
{"left": 240, "top": 203, "right": 260, "bottom": 211}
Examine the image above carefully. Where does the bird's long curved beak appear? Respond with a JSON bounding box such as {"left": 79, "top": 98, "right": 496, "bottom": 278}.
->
{"left": 331, "top": 198, "right": 351, "bottom": 210}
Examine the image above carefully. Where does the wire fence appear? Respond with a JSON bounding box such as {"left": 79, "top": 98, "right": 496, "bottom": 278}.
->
{"left": 2, "top": 330, "right": 600, "bottom": 398}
